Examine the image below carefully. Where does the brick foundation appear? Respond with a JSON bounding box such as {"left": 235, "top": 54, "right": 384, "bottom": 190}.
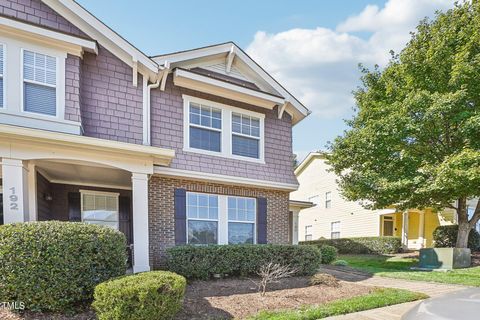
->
{"left": 148, "top": 175, "right": 290, "bottom": 269}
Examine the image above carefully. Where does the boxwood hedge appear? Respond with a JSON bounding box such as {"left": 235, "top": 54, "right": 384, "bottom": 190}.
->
{"left": 93, "top": 271, "right": 186, "bottom": 320}
{"left": 0, "top": 221, "right": 127, "bottom": 312}
{"left": 302, "top": 237, "right": 402, "bottom": 254}
{"left": 166, "top": 244, "right": 321, "bottom": 279}
{"left": 433, "top": 225, "right": 480, "bottom": 250}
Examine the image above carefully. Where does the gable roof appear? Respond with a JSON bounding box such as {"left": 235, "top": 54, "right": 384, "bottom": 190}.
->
{"left": 152, "top": 42, "right": 311, "bottom": 125}
{"left": 294, "top": 152, "right": 328, "bottom": 176}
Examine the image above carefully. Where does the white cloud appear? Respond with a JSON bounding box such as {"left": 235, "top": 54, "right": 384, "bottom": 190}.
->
{"left": 246, "top": 0, "right": 454, "bottom": 119}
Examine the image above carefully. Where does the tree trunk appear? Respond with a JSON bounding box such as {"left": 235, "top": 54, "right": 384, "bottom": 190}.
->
{"left": 456, "top": 197, "right": 470, "bottom": 248}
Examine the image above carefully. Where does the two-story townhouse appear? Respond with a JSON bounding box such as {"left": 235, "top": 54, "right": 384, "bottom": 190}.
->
{"left": 0, "top": 0, "right": 309, "bottom": 272}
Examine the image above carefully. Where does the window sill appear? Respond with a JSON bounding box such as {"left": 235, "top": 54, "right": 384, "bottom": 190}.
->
{"left": 0, "top": 109, "right": 81, "bottom": 134}
{"left": 183, "top": 146, "right": 266, "bottom": 164}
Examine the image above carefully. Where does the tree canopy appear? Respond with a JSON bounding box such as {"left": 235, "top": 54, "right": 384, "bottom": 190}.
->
{"left": 328, "top": 1, "right": 480, "bottom": 247}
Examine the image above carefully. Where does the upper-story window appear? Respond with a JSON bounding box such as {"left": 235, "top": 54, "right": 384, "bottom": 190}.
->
{"left": 23, "top": 50, "right": 57, "bottom": 116}
{"left": 325, "top": 191, "right": 332, "bottom": 208}
{"left": 183, "top": 95, "right": 265, "bottom": 163}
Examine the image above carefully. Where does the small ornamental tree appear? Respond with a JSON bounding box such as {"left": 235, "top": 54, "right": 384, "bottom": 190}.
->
{"left": 328, "top": 1, "right": 480, "bottom": 248}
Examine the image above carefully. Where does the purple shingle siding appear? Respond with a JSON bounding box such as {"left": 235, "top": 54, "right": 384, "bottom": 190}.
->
{"left": 0, "top": 0, "right": 87, "bottom": 37}
{"left": 64, "top": 54, "right": 81, "bottom": 123}
{"left": 150, "top": 77, "right": 298, "bottom": 185}
{"left": 80, "top": 46, "right": 144, "bottom": 144}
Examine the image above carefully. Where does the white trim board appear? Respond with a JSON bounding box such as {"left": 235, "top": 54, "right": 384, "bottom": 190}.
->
{"left": 154, "top": 166, "right": 299, "bottom": 191}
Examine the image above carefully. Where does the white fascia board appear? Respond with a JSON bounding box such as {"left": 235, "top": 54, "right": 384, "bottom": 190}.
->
{"left": 154, "top": 166, "right": 299, "bottom": 191}
{"left": 174, "top": 68, "right": 285, "bottom": 108}
{"left": 0, "top": 124, "right": 175, "bottom": 165}
{"left": 42, "top": 0, "right": 159, "bottom": 76}
{"left": 152, "top": 43, "right": 233, "bottom": 65}
{"left": 0, "top": 16, "right": 97, "bottom": 55}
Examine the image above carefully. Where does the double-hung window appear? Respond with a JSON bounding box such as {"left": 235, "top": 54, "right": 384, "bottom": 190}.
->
{"left": 81, "top": 191, "right": 119, "bottom": 229}
{"left": 189, "top": 102, "right": 222, "bottom": 152}
{"left": 228, "top": 196, "right": 256, "bottom": 244}
{"left": 0, "top": 44, "right": 4, "bottom": 108}
{"left": 186, "top": 192, "right": 257, "bottom": 245}
{"left": 325, "top": 191, "right": 332, "bottom": 209}
{"left": 331, "top": 221, "right": 340, "bottom": 239}
{"left": 23, "top": 50, "right": 57, "bottom": 116}
{"left": 305, "top": 225, "right": 313, "bottom": 241}
{"left": 184, "top": 95, "right": 264, "bottom": 162}
{"left": 187, "top": 193, "right": 219, "bottom": 244}
{"left": 232, "top": 113, "right": 261, "bottom": 159}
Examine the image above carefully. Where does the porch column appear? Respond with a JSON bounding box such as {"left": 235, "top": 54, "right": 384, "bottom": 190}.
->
{"left": 27, "top": 162, "right": 37, "bottom": 221}
{"left": 418, "top": 211, "right": 425, "bottom": 249}
{"left": 402, "top": 211, "right": 409, "bottom": 249}
{"left": 292, "top": 210, "right": 300, "bottom": 245}
{"left": 132, "top": 172, "right": 150, "bottom": 273}
{"left": 2, "top": 159, "right": 29, "bottom": 223}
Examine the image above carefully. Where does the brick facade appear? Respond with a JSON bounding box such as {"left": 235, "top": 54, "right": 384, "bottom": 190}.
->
{"left": 148, "top": 175, "right": 290, "bottom": 268}
{"left": 151, "top": 77, "right": 298, "bottom": 185}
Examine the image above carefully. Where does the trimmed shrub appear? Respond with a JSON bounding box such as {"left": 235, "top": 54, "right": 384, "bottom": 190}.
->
{"left": 93, "top": 271, "right": 186, "bottom": 320}
{"left": 166, "top": 244, "right": 321, "bottom": 279}
{"left": 332, "top": 260, "right": 349, "bottom": 266}
{"left": 320, "top": 245, "right": 338, "bottom": 264}
{"left": 0, "top": 221, "right": 127, "bottom": 312}
{"left": 433, "top": 225, "right": 480, "bottom": 250}
{"left": 302, "top": 237, "right": 402, "bottom": 254}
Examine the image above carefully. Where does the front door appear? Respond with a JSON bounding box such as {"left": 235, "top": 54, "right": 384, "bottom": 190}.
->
{"left": 382, "top": 216, "right": 394, "bottom": 236}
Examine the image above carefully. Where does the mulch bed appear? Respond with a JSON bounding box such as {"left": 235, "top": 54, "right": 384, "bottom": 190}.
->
{"left": 175, "top": 276, "right": 373, "bottom": 319}
{"left": 0, "top": 276, "right": 373, "bottom": 320}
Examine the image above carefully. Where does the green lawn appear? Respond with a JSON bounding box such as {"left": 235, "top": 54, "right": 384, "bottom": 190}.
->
{"left": 250, "top": 288, "right": 427, "bottom": 320}
{"left": 340, "top": 254, "right": 480, "bottom": 286}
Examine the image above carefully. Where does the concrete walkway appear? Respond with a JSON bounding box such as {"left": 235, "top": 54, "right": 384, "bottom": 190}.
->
{"left": 319, "top": 266, "right": 468, "bottom": 320}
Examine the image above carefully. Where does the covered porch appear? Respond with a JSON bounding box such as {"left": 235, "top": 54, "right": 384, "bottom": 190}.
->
{"left": 0, "top": 124, "right": 174, "bottom": 273}
{"left": 378, "top": 209, "right": 456, "bottom": 250}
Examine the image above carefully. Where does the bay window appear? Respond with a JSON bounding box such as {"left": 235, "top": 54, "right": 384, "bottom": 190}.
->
{"left": 186, "top": 192, "right": 257, "bottom": 245}
{"left": 81, "top": 191, "right": 119, "bottom": 229}
{"left": 183, "top": 95, "right": 265, "bottom": 162}
{"left": 23, "top": 50, "right": 57, "bottom": 116}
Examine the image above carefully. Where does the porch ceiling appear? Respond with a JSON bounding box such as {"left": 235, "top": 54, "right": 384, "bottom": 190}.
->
{"left": 35, "top": 160, "right": 131, "bottom": 189}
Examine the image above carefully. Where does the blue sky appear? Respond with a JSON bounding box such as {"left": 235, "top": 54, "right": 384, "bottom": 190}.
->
{"left": 78, "top": 0, "right": 454, "bottom": 161}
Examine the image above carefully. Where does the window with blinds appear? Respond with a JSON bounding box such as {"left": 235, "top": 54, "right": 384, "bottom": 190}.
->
{"left": 23, "top": 50, "right": 57, "bottom": 116}
{"left": 232, "top": 113, "right": 260, "bottom": 159}
{"left": 81, "top": 192, "right": 119, "bottom": 229}
{"left": 0, "top": 44, "right": 4, "bottom": 108}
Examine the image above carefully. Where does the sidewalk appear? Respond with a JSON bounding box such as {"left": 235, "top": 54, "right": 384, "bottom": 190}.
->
{"left": 319, "top": 266, "right": 468, "bottom": 320}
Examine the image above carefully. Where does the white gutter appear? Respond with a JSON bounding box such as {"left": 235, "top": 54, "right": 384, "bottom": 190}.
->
{"left": 143, "top": 61, "right": 170, "bottom": 145}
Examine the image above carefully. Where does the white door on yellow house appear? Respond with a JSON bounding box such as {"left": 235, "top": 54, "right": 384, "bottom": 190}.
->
{"left": 382, "top": 216, "right": 394, "bottom": 236}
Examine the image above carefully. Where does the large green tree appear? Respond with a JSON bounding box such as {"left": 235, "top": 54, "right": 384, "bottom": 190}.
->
{"left": 328, "top": 1, "right": 480, "bottom": 248}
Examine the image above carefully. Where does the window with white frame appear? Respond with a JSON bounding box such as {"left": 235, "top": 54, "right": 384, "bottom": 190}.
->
{"left": 305, "top": 225, "right": 313, "bottom": 241}
{"left": 81, "top": 191, "right": 119, "bottom": 229}
{"left": 184, "top": 95, "right": 265, "bottom": 162}
{"left": 232, "top": 113, "right": 261, "bottom": 159}
{"left": 228, "top": 196, "right": 256, "bottom": 244}
{"left": 186, "top": 192, "right": 219, "bottom": 245}
{"left": 0, "top": 44, "right": 4, "bottom": 108}
{"left": 186, "top": 192, "right": 257, "bottom": 245}
{"left": 189, "top": 102, "right": 222, "bottom": 152}
{"left": 325, "top": 191, "right": 332, "bottom": 209}
{"left": 331, "top": 221, "right": 340, "bottom": 239}
{"left": 23, "top": 50, "right": 57, "bottom": 116}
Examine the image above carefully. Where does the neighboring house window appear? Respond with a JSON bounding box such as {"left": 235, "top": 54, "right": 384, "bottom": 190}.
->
{"left": 23, "top": 50, "right": 57, "bottom": 116}
{"left": 308, "top": 195, "right": 320, "bottom": 206}
{"left": 81, "top": 191, "right": 119, "bottom": 229}
{"left": 186, "top": 192, "right": 257, "bottom": 245}
{"left": 331, "top": 221, "right": 340, "bottom": 239}
{"left": 232, "top": 113, "right": 260, "bottom": 158}
{"left": 183, "top": 95, "right": 265, "bottom": 162}
{"left": 305, "top": 225, "right": 313, "bottom": 241}
{"left": 325, "top": 191, "right": 332, "bottom": 208}
{"left": 189, "top": 102, "right": 222, "bottom": 152}
{"left": 0, "top": 44, "right": 4, "bottom": 108}
{"left": 228, "top": 196, "right": 256, "bottom": 244}
{"left": 187, "top": 192, "right": 219, "bottom": 245}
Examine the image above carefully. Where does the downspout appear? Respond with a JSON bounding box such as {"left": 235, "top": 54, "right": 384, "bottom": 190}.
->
{"left": 144, "top": 61, "right": 170, "bottom": 145}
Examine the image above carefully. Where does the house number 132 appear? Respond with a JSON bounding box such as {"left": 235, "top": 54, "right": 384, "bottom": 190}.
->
{"left": 9, "top": 187, "right": 18, "bottom": 210}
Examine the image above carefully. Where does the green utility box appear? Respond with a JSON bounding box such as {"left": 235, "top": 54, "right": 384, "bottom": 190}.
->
{"left": 419, "top": 248, "right": 471, "bottom": 270}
